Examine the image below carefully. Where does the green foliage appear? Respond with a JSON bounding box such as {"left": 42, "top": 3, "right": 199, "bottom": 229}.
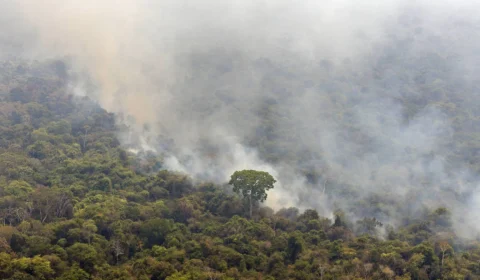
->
{"left": 66, "top": 243, "right": 98, "bottom": 272}
{"left": 0, "top": 60, "right": 479, "bottom": 279}
{"left": 4, "top": 180, "right": 33, "bottom": 196}
{"left": 229, "top": 170, "right": 276, "bottom": 203}
{"left": 58, "top": 264, "right": 89, "bottom": 280}
{"left": 286, "top": 231, "right": 305, "bottom": 263}
{"left": 229, "top": 169, "right": 276, "bottom": 218}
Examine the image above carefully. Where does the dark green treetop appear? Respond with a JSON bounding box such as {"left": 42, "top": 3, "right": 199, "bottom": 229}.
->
{"left": 228, "top": 169, "right": 276, "bottom": 218}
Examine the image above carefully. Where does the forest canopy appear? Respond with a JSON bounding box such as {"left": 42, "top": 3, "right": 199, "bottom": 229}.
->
{"left": 1, "top": 0, "right": 480, "bottom": 279}
{"left": 0, "top": 57, "right": 477, "bottom": 280}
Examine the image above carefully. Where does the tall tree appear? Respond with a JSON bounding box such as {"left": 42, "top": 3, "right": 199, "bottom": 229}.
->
{"left": 228, "top": 170, "right": 276, "bottom": 218}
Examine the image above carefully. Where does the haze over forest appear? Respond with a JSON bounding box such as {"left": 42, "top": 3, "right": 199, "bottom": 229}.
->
{"left": 3, "top": 0, "right": 480, "bottom": 233}
{"left": 2, "top": 1, "right": 480, "bottom": 279}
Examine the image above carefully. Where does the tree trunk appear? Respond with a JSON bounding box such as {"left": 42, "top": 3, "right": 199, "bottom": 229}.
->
{"left": 316, "top": 264, "right": 326, "bottom": 280}
{"left": 441, "top": 250, "right": 445, "bottom": 269}
{"left": 272, "top": 216, "right": 277, "bottom": 236}
{"left": 83, "top": 128, "right": 89, "bottom": 150}
{"left": 249, "top": 192, "right": 252, "bottom": 219}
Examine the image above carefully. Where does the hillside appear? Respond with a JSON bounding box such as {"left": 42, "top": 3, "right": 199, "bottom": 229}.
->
{"left": 0, "top": 58, "right": 479, "bottom": 280}
{"left": 2, "top": 1, "right": 480, "bottom": 279}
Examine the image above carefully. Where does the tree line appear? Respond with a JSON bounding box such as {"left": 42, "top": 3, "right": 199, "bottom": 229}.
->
{"left": 0, "top": 60, "right": 479, "bottom": 279}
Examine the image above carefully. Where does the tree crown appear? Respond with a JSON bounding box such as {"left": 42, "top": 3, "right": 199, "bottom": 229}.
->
{"left": 228, "top": 169, "right": 276, "bottom": 202}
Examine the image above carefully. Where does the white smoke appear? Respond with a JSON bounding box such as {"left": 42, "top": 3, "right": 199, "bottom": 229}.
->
{"left": 2, "top": 0, "right": 480, "bottom": 233}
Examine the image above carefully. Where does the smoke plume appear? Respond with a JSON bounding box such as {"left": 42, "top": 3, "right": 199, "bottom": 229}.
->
{"left": 2, "top": 0, "right": 480, "bottom": 237}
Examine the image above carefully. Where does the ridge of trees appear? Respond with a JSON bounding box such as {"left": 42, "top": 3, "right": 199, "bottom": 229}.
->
{"left": 0, "top": 60, "right": 479, "bottom": 279}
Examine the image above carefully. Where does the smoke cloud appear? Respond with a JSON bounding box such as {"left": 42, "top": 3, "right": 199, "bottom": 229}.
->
{"left": 2, "top": 0, "right": 480, "bottom": 237}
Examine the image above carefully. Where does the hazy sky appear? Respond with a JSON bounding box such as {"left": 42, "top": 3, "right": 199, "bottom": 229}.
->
{"left": 2, "top": 0, "right": 480, "bottom": 236}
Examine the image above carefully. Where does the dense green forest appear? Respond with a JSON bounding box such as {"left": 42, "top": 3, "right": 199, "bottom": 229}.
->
{"left": 2, "top": 1, "right": 480, "bottom": 279}
{"left": 1, "top": 59, "right": 480, "bottom": 280}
